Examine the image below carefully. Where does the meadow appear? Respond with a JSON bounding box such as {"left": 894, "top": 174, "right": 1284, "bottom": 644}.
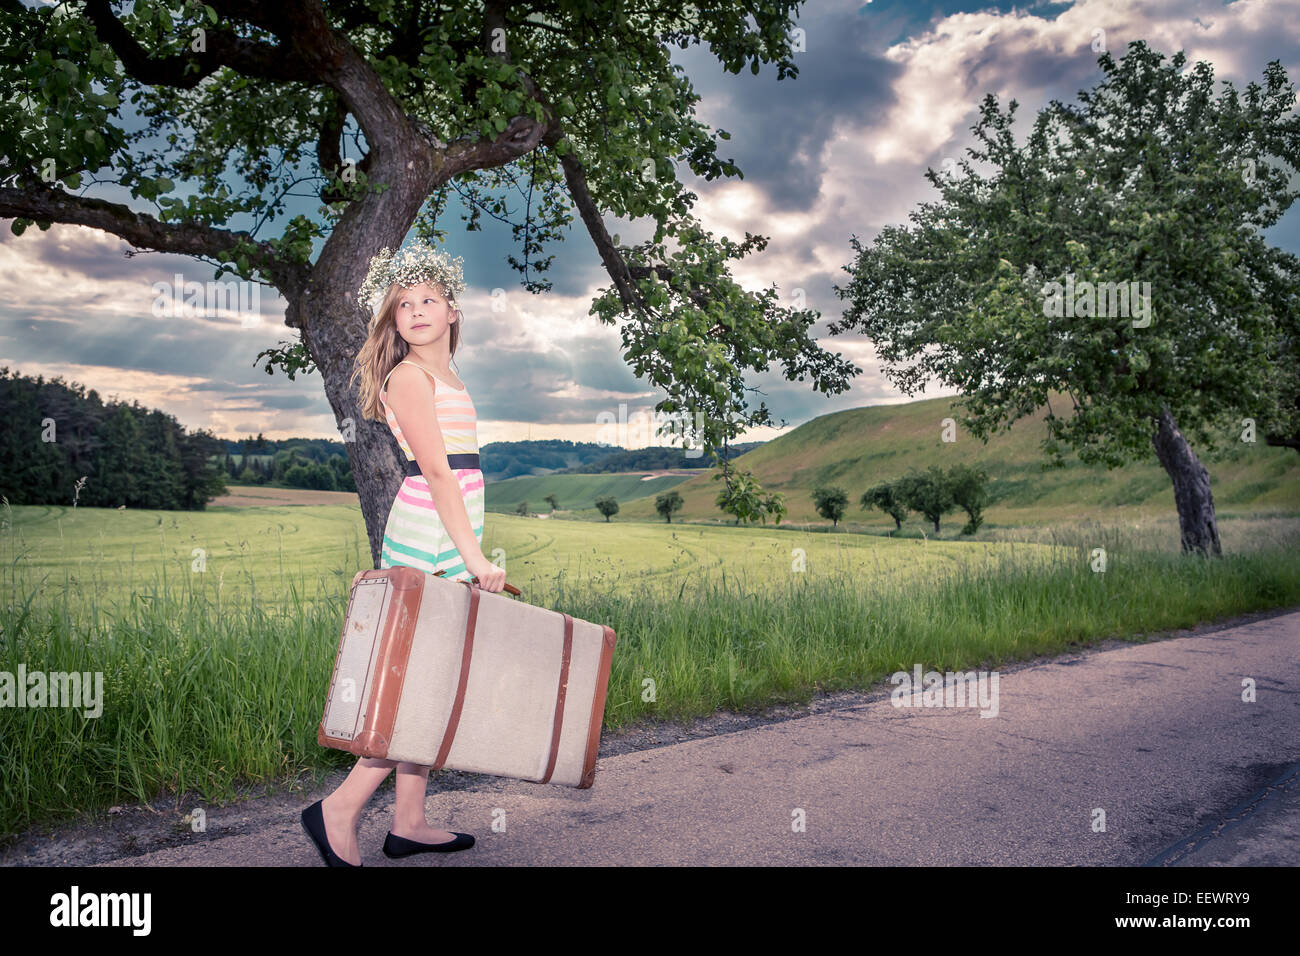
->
{"left": 2, "top": 493, "right": 1299, "bottom": 840}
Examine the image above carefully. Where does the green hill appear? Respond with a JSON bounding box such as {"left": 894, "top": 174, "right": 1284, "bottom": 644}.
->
{"left": 548, "top": 390, "right": 1300, "bottom": 529}
{"left": 484, "top": 472, "right": 695, "bottom": 514}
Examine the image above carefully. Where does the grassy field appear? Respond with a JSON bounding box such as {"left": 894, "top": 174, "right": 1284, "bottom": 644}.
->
{"left": 2, "top": 491, "right": 1299, "bottom": 839}
{"left": 0, "top": 496, "right": 1061, "bottom": 612}
{"left": 484, "top": 471, "right": 695, "bottom": 515}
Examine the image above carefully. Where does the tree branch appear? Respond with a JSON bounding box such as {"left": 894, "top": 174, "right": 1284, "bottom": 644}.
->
{"left": 316, "top": 90, "right": 373, "bottom": 204}
{"left": 84, "top": 0, "right": 434, "bottom": 168}
{"left": 0, "top": 174, "right": 310, "bottom": 310}
{"left": 1264, "top": 432, "right": 1300, "bottom": 453}
{"left": 441, "top": 116, "right": 551, "bottom": 179}
{"left": 82, "top": 0, "right": 318, "bottom": 87}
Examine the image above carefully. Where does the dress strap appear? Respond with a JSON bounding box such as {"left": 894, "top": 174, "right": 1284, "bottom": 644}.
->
{"left": 380, "top": 359, "right": 438, "bottom": 397}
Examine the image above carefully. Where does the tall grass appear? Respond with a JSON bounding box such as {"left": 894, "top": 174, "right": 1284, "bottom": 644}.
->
{"left": 2, "top": 497, "right": 1298, "bottom": 839}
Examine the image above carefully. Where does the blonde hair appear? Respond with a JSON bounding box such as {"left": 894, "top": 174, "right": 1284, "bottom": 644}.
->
{"left": 350, "top": 280, "right": 461, "bottom": 422}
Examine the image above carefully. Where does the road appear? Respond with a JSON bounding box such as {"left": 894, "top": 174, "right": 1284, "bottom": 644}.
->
{"left": 4, "top": 606, "right": 1297, "bottom": 866}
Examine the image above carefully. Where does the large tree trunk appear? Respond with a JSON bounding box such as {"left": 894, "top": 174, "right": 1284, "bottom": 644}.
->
{"left": 289, "top": 124, "right": 441, "bottom": 568}
{"left": 1151, "top": 405, "right": 1222, "bottom": 557}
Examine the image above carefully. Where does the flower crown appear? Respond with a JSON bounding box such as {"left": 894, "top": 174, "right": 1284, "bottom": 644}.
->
{"left": 358, "top": 239, "right": 466, "bottom": 319}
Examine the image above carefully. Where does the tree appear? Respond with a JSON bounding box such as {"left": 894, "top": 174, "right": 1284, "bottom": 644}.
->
{"left": 0, "top": 0, "right": 860, "bottom": 567}
{"left": 138, "top": 408, "right": 185, "bottom": 508}
{"left": 831, "top": 42, "right": 1300, "bottom": 557}
{"left": 946, "top": 463, "right": 988, "bottom": 535}
{"left": 543, "top": 493, "right": 559, "bottom": 512}
{"left": 862, "top": 481, "right": 907, "bottom": 531}
{"left": 91, "top": 404, "right": 148, "bottom": 506}
{"left": 594, "top": 495, "right": 618, "bottom": 522}
{"left": 896, "top": 468, "right": 955, "bottom": 536}
{"left": 285, "top": 461, "right": 337, "bottom": 490}
{"left": 516, "top": 500, "right": 530, "bottom": 516}
{"left": 713, "top": 467, "right": 785, "bottom": 525}
{"left": 176, "top": 428, "right": 228, "bottom": 507}
{"left": 328, "top": 453, "right": 356, "bottom": 492}
{"left": 811, "top": 485, "right": 848, "bottom": 527}
{"left": 655, "top": 489, "right": 683, "bottom": 522}
{"left": 0, "top": 368, "right": 64, "bottom": 505}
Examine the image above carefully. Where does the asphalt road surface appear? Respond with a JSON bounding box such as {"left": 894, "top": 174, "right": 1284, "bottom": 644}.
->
{"left": 5, "top": 606, "right": 1298, "bottom": 866}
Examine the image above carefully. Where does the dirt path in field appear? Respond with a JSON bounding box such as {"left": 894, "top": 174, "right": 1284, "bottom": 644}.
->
{"left": 208, "top": 485, "right": 360, "bottom": 507}
{"left": 3, "top": 605, "right": 1298, "bottom": 866}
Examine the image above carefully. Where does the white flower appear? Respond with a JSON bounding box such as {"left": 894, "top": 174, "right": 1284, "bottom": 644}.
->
{"left": 358, "top": 239, "right": 466, "bottom": 318}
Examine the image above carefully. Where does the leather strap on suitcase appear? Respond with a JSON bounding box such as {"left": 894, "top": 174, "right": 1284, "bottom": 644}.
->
{"left": 432, "top": 581, "right": 576, "bottom": 784}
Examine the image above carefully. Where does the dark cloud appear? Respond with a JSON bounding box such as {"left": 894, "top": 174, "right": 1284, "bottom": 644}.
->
{"left": 671, "top": 7, "right": 900, "bottom": 212}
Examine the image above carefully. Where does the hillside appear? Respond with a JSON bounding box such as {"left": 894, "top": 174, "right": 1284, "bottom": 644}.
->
{"left": 559, "top": 390, "right": 1300, "bottom": 529}
{"left": 485, "top": 472, "right": 694, "bottom": 514}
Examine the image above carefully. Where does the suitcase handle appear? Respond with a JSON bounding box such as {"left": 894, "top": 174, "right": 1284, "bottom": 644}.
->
{"left": 433, "top": 568, "right": 521, "bottom": 596}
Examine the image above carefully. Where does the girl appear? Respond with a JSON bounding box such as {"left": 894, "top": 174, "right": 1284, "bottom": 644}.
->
{"left": 300, "top": 242, "right": 507, "bottom": 867}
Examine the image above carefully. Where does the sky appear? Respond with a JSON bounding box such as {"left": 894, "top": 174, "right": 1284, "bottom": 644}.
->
{"left": 2, "top": 0, "right": 1298, "bottom": 448}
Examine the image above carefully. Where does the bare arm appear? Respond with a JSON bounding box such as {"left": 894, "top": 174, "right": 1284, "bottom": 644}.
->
{"left": 384, "top": 364, "right": 485, "bottom": 571}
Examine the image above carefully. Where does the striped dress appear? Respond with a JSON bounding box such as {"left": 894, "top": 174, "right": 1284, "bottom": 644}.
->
{"left": 377, "top": 360, "right": 484, "bottom": 581}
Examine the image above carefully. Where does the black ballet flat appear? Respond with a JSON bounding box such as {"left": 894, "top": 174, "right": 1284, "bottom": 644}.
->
{"left": 301, "top": 800, "right": 362, "bottom": 867}
{"left": 382, "top": 830, "right": 476, "bottom": 858}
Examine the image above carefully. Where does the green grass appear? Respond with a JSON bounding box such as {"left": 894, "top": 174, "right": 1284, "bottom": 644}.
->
{"left": 484, "top": 471, "right": 694, "bottom": 514}
{"left": 2, "top": 497, "right": 1299, "bottom": 840}
{"left": 0, "top": 497, "right": 1054, "bottom": 610}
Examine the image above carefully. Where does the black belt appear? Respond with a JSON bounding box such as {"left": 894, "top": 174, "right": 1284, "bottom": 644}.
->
{"left": 406, "top": 454, "right": 479, "bottom": 475}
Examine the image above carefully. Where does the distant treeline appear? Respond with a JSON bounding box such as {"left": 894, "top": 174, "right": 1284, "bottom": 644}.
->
{"left": 0, "top": 367, "right": 227, "bottom": 510}
{"left": 562, "top": 442, "right": 760, "bottom": 474}
{"left": 220, "top": 436, "right": 748, "bottom": 487}
{"left": 218, "top": 435, "right": 356, "bottom": 493}
{"left": 481, "top": 438, "right": 634, "bottom": 479}
{"left": 0, "top": 365, "right": 764, "bottom": 508}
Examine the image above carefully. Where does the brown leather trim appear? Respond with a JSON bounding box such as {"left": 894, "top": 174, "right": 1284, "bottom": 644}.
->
{"left": 539, "top": 612, "right": 574, "bottom": 784}
{"left": 432, "top": 580, "right": 480, "bottom": 770}
{"left": 579, "top": 624, "right": 618, "bottom": 788}
{"left": 350, "top": 566, "right": 424, "bottom": 758}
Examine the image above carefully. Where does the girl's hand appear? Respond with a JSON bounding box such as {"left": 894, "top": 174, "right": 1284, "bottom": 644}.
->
{"left": 465, "top": 555, "right": 508, "bottom": 593}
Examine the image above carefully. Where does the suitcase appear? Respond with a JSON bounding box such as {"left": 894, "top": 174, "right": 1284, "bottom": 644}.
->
{"left": 316, "top": 565, "right": 618, "bottom": 788}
